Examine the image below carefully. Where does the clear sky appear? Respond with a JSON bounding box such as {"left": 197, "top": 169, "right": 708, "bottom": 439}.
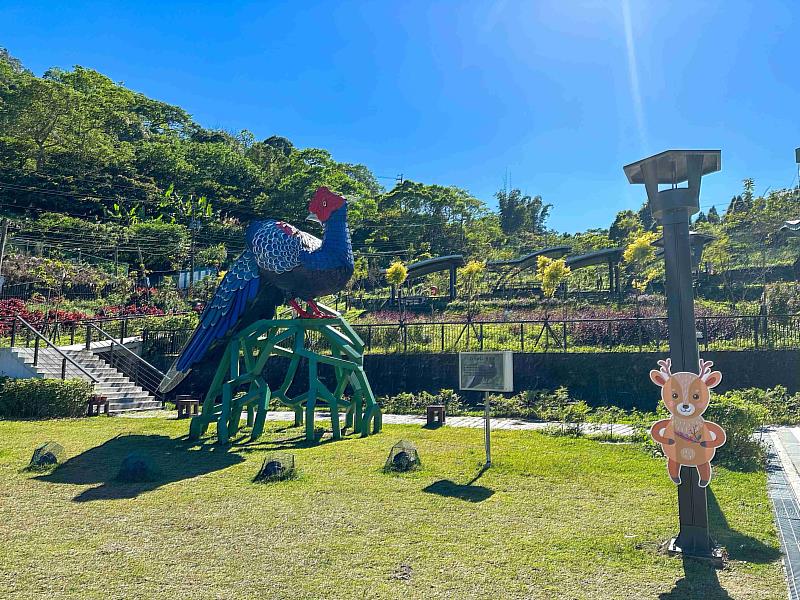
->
{"left": 1, "top": 1, "right": 798, "bottom": 232}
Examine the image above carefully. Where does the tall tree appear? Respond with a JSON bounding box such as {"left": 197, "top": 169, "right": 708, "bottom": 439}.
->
{"left": 608, "top": 210, "right": 643, "bottom": 245}
{"left": 495, "top": 188, "right": 551, "bottom": 236}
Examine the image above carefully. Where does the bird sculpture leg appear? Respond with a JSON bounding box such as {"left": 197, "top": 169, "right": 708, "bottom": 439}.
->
{"left": 306, "top": 299, "right": 334, "bottom": 319}
{"left": 289, "top": 298, "right": 313, "bottom": 319}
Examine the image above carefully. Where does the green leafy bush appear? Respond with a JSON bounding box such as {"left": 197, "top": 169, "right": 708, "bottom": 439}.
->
{"left": 151, "top": 279, "right": 190, "bottom": 313}
{"left": 0, "top": 378, "right": 94, "bottom": 419}
{"left": 705, "top": 393, "right": 768, "bottom": 469}
{"left": 485, "top": 393, "right": 531, "bottom": 418}
{"left": 764, "top": 282, "right": 800, "bottom": 319}
{"left": 525, "top": 387, "right": 571, "bottom": 421}
{"left": 379, "top": 389, "right": 466, "bottom": 416}
{"left": 728, "top": 386, "right": 800, "bottom": 425}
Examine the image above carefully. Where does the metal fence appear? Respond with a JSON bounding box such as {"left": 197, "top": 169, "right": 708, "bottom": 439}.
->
{"left": 140, "top": 314, "right": 800, "bottom": 357}
{"left": 0, "top": 313, "right": 194, "bottom": 350}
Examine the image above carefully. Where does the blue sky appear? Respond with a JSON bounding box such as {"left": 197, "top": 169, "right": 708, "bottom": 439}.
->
{"left": 2, "top": 1, "right": 798, "bottom": 232}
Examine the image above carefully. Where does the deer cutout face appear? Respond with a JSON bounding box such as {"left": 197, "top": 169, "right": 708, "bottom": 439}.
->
{"left": 650, "top": 358, "right": 722, "bottom": 418}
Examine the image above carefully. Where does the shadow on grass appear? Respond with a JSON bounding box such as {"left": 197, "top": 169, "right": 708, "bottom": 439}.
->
{"left": 708, "top": 487, "right": 781, "bottom": 563}
{"left": 658, "top": 558, "right": 733, "bottom": 600}
{"left": 423, "top": 464, "right": 494, "bottom": 503}
{"left": 658, "top": 486, "right": 781, "bottom": 599}
{"left": 36, "top": 433, "right": 244, "bottom": 502}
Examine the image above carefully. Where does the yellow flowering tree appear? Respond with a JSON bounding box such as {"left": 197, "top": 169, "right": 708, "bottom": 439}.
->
{"left": 537, "top": 256, "right": 571, "bottom": 299}
{"left": 622, "top": 231, "right": 661, "bottom": 293}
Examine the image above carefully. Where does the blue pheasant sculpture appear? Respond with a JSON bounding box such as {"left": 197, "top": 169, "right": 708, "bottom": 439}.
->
{"left": 159, "top": 187, "right": 354, "bottom": 393}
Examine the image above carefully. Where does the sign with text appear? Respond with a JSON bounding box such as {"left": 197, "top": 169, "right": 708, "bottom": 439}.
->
{"left": 458, "top": 351, "right": 513, "bottom": 392}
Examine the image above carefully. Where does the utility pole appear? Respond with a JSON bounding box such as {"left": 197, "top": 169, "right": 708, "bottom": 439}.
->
{"left": 624, "top": 149, "right": 721, "bottom": 558}
{"left": 795, "top": 148, "right": 799, "bottom": 190}
{"left": 396, "top": 173, "right": 404, "bottom": 187}
{"left": 0, "top": 218, "right": 9, "bottom": 290}
{"left": 189, "top": 216, "right": 197, "bottom": 294}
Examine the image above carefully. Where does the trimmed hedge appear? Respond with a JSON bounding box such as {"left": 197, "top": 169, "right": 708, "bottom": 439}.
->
{"left": 0, "top": 378, "right": 94, "bottom": 419}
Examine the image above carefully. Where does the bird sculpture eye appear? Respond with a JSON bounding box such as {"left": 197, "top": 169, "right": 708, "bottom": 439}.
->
{"left": 322, "top": 200, "right": 327, "bottom": 207}
{"left": 672, "top": 392, "right": 678, "bottom": 399}
{"left": 692, "top": 393, "right": 699, "bottom": 400}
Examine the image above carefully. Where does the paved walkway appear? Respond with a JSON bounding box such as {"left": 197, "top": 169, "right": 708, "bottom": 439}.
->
{"left": 766, "top": 428, "right": 800, "bottom": 600}
{"left": 121, "top": 408, "right": 635, "bottom": 437}
{"left": 261, "top": 410, "right": 636, "bottom": 436}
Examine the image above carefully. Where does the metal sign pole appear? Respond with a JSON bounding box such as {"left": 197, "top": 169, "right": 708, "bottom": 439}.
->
{"left": 484, "top": 390, "right": 491, "bottom": 467}
{"left": 624, "top": 150, "right": 721, "bottom": 557}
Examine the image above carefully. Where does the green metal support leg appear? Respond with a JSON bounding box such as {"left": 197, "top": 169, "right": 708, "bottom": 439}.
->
{"left": 188, "top": 314, "right": 381, "bottom": 444}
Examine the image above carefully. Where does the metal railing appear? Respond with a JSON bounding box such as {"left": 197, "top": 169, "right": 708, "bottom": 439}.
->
{"left": 0, "top": 312, "right": 194, "bottom": 350}
{"left": 86, "top": 322, "right": 167, "bottom": 400}
{"left": 141, "top": 314, "right": 800, "bottom": 356}
{"left": 10, "top": 316, "right": 99, "bottom": 383}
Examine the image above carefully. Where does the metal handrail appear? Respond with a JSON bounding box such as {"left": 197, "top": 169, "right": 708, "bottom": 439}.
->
{"left": 86, "top": 322, "right": 167, "bottom": 380}
{"left": 13, "top": 316, "right": 98, "bottom": 383}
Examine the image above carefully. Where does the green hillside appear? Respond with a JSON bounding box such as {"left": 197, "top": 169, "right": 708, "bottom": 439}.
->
{"left": 1, "top": 47, "right": 798, "bottom": 304}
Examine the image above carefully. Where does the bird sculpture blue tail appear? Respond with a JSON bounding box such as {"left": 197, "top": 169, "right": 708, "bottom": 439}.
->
{"left": 158, "top": 251, "right": 279, "bottom": 394}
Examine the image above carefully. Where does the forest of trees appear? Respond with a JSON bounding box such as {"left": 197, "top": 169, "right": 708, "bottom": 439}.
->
{"left": 1, "top": 47, "right": 798, "bottom": 291}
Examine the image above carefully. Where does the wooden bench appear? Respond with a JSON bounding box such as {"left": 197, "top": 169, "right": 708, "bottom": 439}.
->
{"left": 426, "top": 404, "right": 446, "bottom": 426}
{"left": 87, "top": 395, "right": 109, "bottom": 417}
{"left": 176, "top": 395, "right": 200, "bottom": 419}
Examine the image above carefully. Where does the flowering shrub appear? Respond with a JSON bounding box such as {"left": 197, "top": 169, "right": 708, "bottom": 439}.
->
{"left": 0, "top": 298, "right": 167, "bottom": 335}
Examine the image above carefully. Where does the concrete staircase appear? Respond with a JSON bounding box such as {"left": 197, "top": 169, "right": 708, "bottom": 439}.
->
{"left": 9, "top": 346, "right": 162, "bottom": 414}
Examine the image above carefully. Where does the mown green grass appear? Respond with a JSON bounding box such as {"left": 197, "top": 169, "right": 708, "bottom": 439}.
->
{"left": 0, "top": 417, "right": 786, "bottom": 599}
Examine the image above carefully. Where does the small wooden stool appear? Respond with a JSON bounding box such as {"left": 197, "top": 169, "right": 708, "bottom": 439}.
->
{"left": 87, "top": 395, "right": 109, "bottom": 416}
{"left": 426, "top": 404, "right": 446, "bottom": 426}
{"left": 176, "top": 395, "right": 200, "bottom": 419}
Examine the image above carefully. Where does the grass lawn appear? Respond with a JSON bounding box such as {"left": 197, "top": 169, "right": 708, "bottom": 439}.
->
{"left": 0, "top": 416, "right": 786, "bottom": 599}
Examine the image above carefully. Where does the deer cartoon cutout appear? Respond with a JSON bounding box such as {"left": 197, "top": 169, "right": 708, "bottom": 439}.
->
{"left": 649, "top": 358, "right": 727, "bottom": 488}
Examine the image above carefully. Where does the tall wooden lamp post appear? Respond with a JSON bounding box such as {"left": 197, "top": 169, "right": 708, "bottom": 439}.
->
{"left": 624, "top": 150, "right": 721, "bottom": 556}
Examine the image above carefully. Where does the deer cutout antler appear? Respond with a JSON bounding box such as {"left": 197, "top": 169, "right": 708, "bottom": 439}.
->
{"left": 657, "top": 358, "right": 672, "bottom": 378}
{"left": 699, "top": 359, "right": 714, "bottom": 382}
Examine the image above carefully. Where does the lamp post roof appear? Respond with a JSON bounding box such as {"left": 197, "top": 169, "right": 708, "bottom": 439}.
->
{"left": 623, "top": 150, "right": 721, "bottom": 185}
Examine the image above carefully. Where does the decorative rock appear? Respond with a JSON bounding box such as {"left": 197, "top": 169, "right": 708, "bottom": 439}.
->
{"left": 384, "top": 440, "right": 421, "bottom": 473}
{"left": 116, "top": 453, "right": 157, "bottom": 483}
{"left": 28, "top": 441, "right": 65, "bottom": 470}
{"left": 255, "top": 453, "right": 296, "bottom": 483}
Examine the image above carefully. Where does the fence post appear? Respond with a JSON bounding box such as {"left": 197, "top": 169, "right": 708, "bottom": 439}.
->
{"left": 85, "top": 324, "right": 92, "bottom": 350}
{"left": 479, "top": 323, "right": 484, "bottom": 351}
{"left": 61, "top": 357, "right": 67, "bottom": 380}
{"left": 753, "top": 316, "right": 759, "bottom": 350}
{"left": 33, "top": 335, "right": 40, "bottom": 366}
{"left": 441, "top": 324, "right": 445, "bottom": 352}
{"left": 520, "top": 322, "right": 525, "bottom": 352}
{"left": 367, "top": 326, "right": 372, "bottom": 351}
{"left": 170, "top": 331, "right": 177, "bottom": 354}
{"left": 402, "top": 323, "right": 408, "bottom": 353}
{"left": 10, "top": 318, "right": 16, "bottom": 347}
{"left": 702, "top": 317, "right": 708, "bottom": 352}
{"left": 121, "top": 318, "right": 128, "bottom": 343}
{"left": 70, "top": 325, "right": 75, "bottom": 345}
{"left": 637, "top": 317, "right": 643, "bottom": 353}
{"left": 562, "top": 320, "right": 567, "bottom": 352}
